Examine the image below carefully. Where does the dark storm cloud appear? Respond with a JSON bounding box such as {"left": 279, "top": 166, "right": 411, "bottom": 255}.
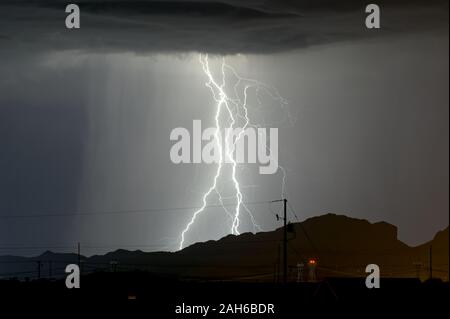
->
{"left": 0, "top": 0, "right": 448, "bottom": 54}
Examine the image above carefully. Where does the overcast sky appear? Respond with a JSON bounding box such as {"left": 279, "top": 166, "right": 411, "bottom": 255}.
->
{"left": 0, "top": 0, "right": 448, "bottom": 256}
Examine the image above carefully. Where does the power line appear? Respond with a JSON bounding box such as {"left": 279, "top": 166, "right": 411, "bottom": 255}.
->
{"left": 0, "top": 239, "right": 282, "bottom": 252}
{"left": 286, "top": 201, "right": 300, "bottom": 222}
{"left": 286, "top": 201, "right": 299, "bottom": 221}
{"left": 287, "top": 201, "right": 319, "bottom": 255}
{"left": 0, "top": 200, "right": 272, "bottom": 220}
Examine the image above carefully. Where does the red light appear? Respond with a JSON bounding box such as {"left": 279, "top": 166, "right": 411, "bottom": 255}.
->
{"left": 308, "top": 259, "right": 316, "bottom": 265}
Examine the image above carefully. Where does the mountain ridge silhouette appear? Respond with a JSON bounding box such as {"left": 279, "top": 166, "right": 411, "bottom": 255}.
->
{"left": 1, "top": 213, "right": 448, "bottom": 281}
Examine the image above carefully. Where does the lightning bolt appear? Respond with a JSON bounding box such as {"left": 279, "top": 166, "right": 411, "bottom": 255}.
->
{"left": 179, "top": 54, "right": 292, "bottom": 250}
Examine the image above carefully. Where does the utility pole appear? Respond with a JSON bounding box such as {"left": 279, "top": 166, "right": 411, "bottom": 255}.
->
{"left": 110, "top": 260, "right": 118, "bottom": 273}
{"left": 77, "top": 242, "right": 81, "bottom": 268}
{"left": 277, "top": 244, "right": 281, "bottom": 282}
{"left": 77, "top": 242, "right": 83, "bottom": 276}
{"left": 297, "top": 262, "right": 304, "bottom": 283}
{"left": 272, "top": 198, "right": 288, "bottom": 283}
{"left": 49, "top": 260, "right": 52, "bottom": 279}
{"left": 36, "top": 260, "right": 41, "bottom": 279}
{"left": 429, "top": 245, "right": 432, "bottom": 280}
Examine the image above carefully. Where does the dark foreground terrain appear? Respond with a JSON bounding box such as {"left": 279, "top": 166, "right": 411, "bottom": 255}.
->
{"left": 1, "top": 214, "right": 447, "bottom": 314}
{"left": 1, "top": 272, "right": 448, "bottom": 315}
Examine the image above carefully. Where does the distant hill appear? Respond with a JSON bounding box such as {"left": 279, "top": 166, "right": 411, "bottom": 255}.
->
{"left": 412, "top": 226, "right": 449, "bottom": 280}
{"left": 1, "top": 214, "right": 448, "bottom": 281}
